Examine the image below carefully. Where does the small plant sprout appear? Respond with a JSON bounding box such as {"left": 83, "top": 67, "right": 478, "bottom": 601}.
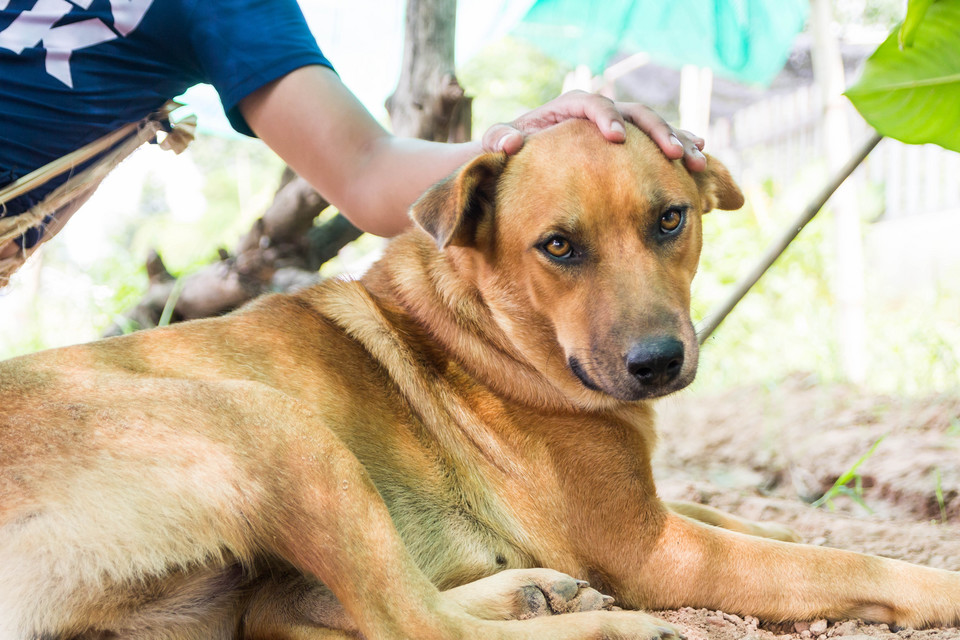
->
{"left": 934, "top": 468, "right": 947, "bottom": 525}
{"left": 812, "top": 435, "right": 886, "bottom": 512}
{"left": 158, "top": 278, "right": 185, "bottom": 328}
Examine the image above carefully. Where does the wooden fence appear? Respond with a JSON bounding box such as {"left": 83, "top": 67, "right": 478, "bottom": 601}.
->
{"left": 708, "top": 83, "right": 960, "bottom": 220}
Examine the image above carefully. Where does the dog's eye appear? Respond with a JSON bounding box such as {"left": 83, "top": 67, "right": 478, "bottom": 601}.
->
{"left": 660, "top": 208, "right": 684, "bottom": 234}
{"left": 542, "top": 236, "right": 574, "bottom": 259}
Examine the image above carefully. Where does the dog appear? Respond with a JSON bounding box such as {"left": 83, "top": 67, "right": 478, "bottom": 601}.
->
{"left": 1, "top": 120, "right": 958, "bottom": 640}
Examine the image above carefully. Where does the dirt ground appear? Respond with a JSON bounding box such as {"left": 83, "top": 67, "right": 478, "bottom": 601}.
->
{"left": 649, "top": 374, "right": 960, "bottom": 639}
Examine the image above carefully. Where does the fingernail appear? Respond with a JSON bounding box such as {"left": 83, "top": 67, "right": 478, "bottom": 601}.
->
{"left": 610, "top": 121, "right": 625, "bottom": 136}
{"left": 670, "top": 134, "right": 683, "bottom": 148}
{"left": 693, "top": 148, "right": 706, "bottom": 160}
{"left": 575, "top": 579, "right": 590, "bottom": 588}
{"left": 497, "top": 133, "right": 512, "bottom": 151}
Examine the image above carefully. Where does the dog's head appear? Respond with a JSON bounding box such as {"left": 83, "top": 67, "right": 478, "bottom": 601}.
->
{"left": 412, "top": 120, "right": 743, "bottom": 406}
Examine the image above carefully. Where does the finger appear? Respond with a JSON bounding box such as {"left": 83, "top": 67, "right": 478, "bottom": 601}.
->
{"left": 617, "top": 102, "right": 684, "bottom": 160}
{"left": 571, "top": 92, "right": 627, "bottom": 143}
{"left": 676, "top": 128, "right": 705, "bottom": 151}
{"left": 481, "top": 123, "right": 525, "bottom": 155}
{"left": 673, "top": 131, "right": 707, "bottom": 171}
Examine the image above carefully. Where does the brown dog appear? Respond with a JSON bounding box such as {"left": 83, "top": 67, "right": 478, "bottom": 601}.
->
{"left": 1, "top": 121, "right": 958, "bottom": 640}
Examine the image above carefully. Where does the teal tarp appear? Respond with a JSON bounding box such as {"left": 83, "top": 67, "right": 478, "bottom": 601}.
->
{"left": 513, "top": 0, "right": 809, "bottom": 86}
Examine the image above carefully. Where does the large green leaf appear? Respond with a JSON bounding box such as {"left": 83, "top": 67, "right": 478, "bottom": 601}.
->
{"left": 845, "top": 0, "right": 960, "bottom": 152}
{"left": 898, "top": 0, "right": 936, "bottom": 49}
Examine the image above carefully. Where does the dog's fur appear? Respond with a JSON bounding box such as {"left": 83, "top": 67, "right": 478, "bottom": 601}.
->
{"left": 1, "top": 121, "right": 958, "bottom": 640}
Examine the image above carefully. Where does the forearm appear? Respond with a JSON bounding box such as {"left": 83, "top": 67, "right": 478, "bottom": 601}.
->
{"left": 337, "top": 135, "right": 482, "bottom": 237}
{"left": 241, "top": 65, "right": 480, "bottom": 237}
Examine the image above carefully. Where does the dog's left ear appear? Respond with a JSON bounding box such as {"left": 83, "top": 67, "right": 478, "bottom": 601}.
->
{"left": 412, "top": 153, "right": 508, "bottom": 249}
{"left": 691, "top": 155, "right": 745, "bottom": 213}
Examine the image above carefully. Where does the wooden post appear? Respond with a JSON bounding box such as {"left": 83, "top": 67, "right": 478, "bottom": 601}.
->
{"left": 811, "top": 0, "right": 868, "bottom": 383}
{"left": 679, "top": 64, "right": 713, "bottom": 137}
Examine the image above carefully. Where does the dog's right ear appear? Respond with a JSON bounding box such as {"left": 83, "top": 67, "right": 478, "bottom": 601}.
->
{"left": 691, "top": 154, "right": 745, "bottom": 213}
{"left": 411, "top": 153, "right": 508, "bottom": 249}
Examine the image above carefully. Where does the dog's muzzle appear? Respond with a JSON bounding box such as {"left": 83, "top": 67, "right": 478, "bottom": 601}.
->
{"left": 567, "top": 335, "right": 688, "bottom": 400}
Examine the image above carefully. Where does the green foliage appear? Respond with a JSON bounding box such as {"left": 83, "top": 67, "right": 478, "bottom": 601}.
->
{"left": 158, "top": 278, "right": 184, "bottom": 328}
{"left": 948, "top": 418, "right": 960, "bottom": 436}
{"left": 458, "top": 37, "right": 570, "bottom": 134}
{"left": 934, "top": 468, "right": 947, "bottom": 524}
{"left": 691, "top": 166, "right": 842, "bottom": 389}
{"left": 812, "top": 435, "right": 886, "bottom": 512}
{"left": 832, "top": 0, "right": 908, "bottom": 29}
{"left": 125, "top": 136, "right": 284, "bottom": 275}
{"left": 690, "top": 161, "right": 960, "bottom": 395}
{"left": 898, "top": 0, "right": 936, "bottom": 49}
{"left": 0, "top": 134, "right": 284, "bottom": 360}
{"left": 845, "top": 0, "right": 960, "bottom": 152}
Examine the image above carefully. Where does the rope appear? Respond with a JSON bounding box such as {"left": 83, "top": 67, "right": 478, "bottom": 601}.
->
{"left": 0, "top": 101, "right": 196, "bottom": 286}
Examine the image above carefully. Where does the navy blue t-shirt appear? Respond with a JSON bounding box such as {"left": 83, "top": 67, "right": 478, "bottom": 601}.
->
{"left": 0, "top": 0, "right": 333, "bottom": 245}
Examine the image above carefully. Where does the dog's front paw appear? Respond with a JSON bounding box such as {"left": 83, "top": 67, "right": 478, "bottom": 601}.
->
{"left": 444, "top": 568, "right": 617, "bottom": 620}
{"left": 514, "top": 569, "right": 615, "bottom": 617}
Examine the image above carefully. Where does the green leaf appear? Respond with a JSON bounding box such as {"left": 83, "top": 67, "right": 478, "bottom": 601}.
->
{"left": 845, "top": 0, "right": 960, "bottom": 152}
{"left": 899, "top": 0, "right": 936, "bottom": 49}
{"left": 811, "top": 435, "right": 886, "bottom": 511}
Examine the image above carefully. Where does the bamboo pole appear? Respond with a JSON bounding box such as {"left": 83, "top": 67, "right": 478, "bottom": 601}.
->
{"left": 698, "top": 131, "right": 883, "bottom": 345}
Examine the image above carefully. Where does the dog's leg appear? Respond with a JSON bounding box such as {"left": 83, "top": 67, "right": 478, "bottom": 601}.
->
{"left": 665, "top": 500, "right": 801, "bottom": 542}
{"left": 243, "top": 567, "right": 620, "bottom": 638}
{"left": 256, "top": 423, "right": 682, "bottom": 640}
{"left": 623, "top": 510, "right": 960, "bottom": 628}
{"left": 243, "top": 570, "right": 360, "bottom": 639}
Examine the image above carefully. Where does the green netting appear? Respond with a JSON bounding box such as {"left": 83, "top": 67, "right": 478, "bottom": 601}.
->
{"left": 512, "top": 0, "right": 808, "bottom": 86}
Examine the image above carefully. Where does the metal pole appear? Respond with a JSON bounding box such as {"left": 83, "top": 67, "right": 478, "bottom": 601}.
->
{"left": 698, "top": 131, "right": 883, "bottom": 345}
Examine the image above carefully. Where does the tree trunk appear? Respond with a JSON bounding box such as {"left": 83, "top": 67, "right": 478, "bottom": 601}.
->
{"left": 810, "top": 0, "right": 868, "bottom": 384}
{"left": 386, "top": 0, "right": 468, "bottom": 142}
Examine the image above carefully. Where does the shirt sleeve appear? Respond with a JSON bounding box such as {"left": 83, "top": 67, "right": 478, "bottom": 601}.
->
{"left": 183, "top": 0, "right": 334, "bottom": 136}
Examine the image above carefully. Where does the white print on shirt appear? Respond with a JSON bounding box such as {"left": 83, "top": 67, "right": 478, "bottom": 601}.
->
{"left": 0, "top": 0, "right": 154, "bottom": 87}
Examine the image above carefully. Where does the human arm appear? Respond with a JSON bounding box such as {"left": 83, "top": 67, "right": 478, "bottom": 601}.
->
{"left": 239, "top": 65, "right": 706, "bottom": 237}
{"left": 240, "top": 65, "right": 481, "bottom": 237}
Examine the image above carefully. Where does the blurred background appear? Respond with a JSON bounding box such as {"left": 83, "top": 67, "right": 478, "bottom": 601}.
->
{"left": 2, "top": 0, "right": 958, "bottom": 397}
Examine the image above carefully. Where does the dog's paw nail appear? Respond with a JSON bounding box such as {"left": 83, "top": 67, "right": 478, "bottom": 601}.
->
{"left": 657, "top": 626, "right": 684, "bottom": 639}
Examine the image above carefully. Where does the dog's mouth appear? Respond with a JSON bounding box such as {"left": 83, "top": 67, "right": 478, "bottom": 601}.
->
{"left": 567, "top": 351, "right": 696, "bottom": 402}
{"left": 568, "top": 356, "right": 602, "bottom": 392}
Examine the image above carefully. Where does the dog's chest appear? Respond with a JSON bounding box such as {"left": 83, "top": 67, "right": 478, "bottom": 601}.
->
{"left": 352, "top": 449, "right": 528, "bottom": 591}
{"left": 360, "top": 405, "right": 641, "bottom": 591}
{"left": 388, "top": 401, "right": 658, "bottom": 589}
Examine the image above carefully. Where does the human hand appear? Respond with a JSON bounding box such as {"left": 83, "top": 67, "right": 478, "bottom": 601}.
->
{"left": 481, "top": 90, "right": 707, "bottom": 171}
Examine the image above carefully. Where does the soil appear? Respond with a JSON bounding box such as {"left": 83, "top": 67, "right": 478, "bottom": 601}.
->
{"left": 648, "top": 374, "right": 960, "bottom": 639}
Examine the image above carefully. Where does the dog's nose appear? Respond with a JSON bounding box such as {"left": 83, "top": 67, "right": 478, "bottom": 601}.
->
{"left": 626, "top": 337, "right": 684, "bottom": 387}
